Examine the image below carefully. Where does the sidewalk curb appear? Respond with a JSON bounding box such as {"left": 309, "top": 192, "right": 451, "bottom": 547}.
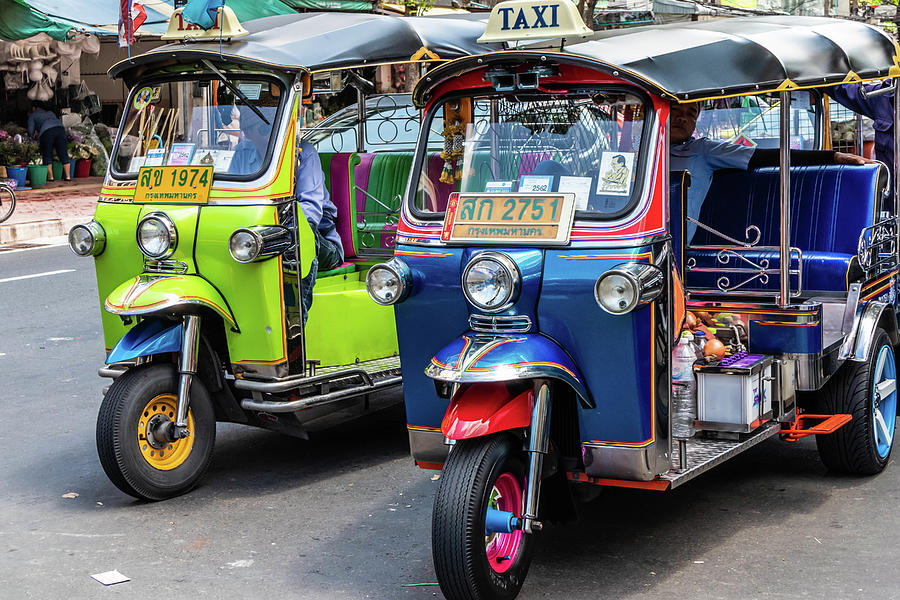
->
{"left": 0, "top": 216, "right": 93, "bottom": 245}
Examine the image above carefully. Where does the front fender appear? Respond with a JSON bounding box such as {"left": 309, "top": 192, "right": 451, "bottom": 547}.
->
{"left": 104, "top": 275, "right": 236, "bottom": 328}
{"left": 442, "top": 383, "right": 533, "bottom": 440}
{"left": 106, "top": 318, "right": 181, "bottom": 364}
{"left": 425, "top": 333, "right": 592, "bottom": 408}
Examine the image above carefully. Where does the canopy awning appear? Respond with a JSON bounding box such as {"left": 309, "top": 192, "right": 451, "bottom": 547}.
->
{"left": 414, "top": 15, "right": 900, "bottom": 105}
{"left": 0, "top": 0, "right": 310, "bottom": 41}
{"left": 109, "top": 12, "right": 499, "bottom": 84}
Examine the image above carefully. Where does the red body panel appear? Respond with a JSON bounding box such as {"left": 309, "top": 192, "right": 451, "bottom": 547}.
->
{"left": 441, "top": 383, "right": 534, "bottom": 440}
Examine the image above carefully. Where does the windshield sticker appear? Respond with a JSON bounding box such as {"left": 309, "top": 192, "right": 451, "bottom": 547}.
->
{"left": 192, "top": 149, "right": 235, "bottom": 172}
{"left": 519, "top": 175, "right": 553, "bottom": 193}
{"left": 128, "top": 156, "right": 147, "bottom": 172}
{"left": 557, "top": 176, "right": 593, "bottom": 211}
{"left": 597, "top": 152, "right": 634, "bottom": 196}
{"left": 485, "top": 181, "right": 515, "bottom": 193}
{"left": 237, "top": 83, "right": 262, "bottom": 101}
{"left": 144, "top": 147, "right": 166, "bottom": 167}
{"left": 168, "top": 143, "right": 195, "bottom": 166}
{"left": 133, "top": 87, "right": 154, "bottom": 111}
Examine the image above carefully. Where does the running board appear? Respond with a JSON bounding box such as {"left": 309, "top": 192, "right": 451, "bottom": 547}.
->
{"left": 661, "top": 422, "right": 782, "bottom": 489}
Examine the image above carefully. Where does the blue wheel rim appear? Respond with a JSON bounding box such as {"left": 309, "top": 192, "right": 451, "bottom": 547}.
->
{"left": 872, "top": 344, "right": 897, "bottom": 459}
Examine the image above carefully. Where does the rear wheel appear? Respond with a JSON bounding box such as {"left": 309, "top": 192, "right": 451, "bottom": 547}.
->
{"left": 432, "top": 434, "right": 534, "bottom": 600}
{"left": 816, "top": 328, "right": 897, "bottom": 474}
{"left": 96, "top": 363, "right": 216, "bottom": 500}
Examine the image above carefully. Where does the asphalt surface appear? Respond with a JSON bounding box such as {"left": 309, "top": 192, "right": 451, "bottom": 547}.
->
{"left": 1, "top": 242, "right": 899, "bottom": 599}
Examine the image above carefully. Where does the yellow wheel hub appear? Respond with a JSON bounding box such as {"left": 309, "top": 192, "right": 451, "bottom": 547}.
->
{"left": 137, "top": 394, "right": 194, "bottom": 470}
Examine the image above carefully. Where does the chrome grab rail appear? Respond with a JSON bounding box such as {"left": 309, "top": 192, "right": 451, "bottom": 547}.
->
{"left": 685, "top": 218, "right": 803, "bottom": 300}
{"left": 857, "top": 217, "right": 897, "bottom": 279}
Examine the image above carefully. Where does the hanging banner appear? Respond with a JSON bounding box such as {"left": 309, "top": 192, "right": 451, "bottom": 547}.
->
{"left": 118, "top": 0, "right": 147, "bottom": 47}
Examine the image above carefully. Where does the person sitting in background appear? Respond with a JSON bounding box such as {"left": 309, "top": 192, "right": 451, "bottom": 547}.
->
{"left": 669, "top": 101, "right": 872, "bottom": 243}
{"left": 27, "top": 101, "right": 71, "bottom": 182}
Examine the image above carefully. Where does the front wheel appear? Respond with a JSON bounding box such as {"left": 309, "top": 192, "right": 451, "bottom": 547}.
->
{"left": 432, "top": 434, "right": 534, "bottom": 600}
{"left": 96, "top": 363, "right": 216, "bottom": 500}
{"left": 817, "top": 328, "right": 897, "bottom": 474}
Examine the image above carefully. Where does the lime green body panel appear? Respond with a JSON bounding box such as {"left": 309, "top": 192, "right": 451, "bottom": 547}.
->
{"left": 93, "top": 203, "right": 145, "bottom": 352}
{"left": 195, "top": 203, "right": 293, "bottom": 366}
{"left": 305, "top": 270, "right": 399, "bottom": 367}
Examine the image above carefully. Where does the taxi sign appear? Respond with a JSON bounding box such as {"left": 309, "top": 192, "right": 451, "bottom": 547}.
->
{"left": 441, "top": 192, "right": 576, "bottom": 244}
{"left": 134, "top": 166, "right": 214, "bottom": 204}
{"left": 161, "top": 7, "right": 248, "bottom": 41}
{"left": 477, "top": 0, "right": 592, "bottom": 44}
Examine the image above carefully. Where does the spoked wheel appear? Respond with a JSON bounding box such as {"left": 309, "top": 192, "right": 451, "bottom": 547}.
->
{"left": 0, "top": 184, "right": 15, "bottom": 224}
{"left": 432, "top": 434, "right": 534, "bottom": 600}
{"left": 96, "top": 363, "right": 216, "bottom": 500}
{"left": 817, "top": 328, "right": 897, "bottom": 475}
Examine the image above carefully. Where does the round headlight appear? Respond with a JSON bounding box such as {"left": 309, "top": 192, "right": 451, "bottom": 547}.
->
{"left": 595, "top": 271, "right": 638, "bottom": 314}
{"left": 462, "top": 252, "right": 520, "bottom": 313}
{"left": 594, "top": 262, "right": 663, "bottom": 315}
{"left": 68, "top": 221, "right": 105, "bottom": 257}
{"left": 229, "top": 229, "right": 262, "bottom": 263}
{"left": 136, "top": 213, "right": 177, "bottom": 259}
{"left": 366, "top": 259, "right": 411, "bottom": 306}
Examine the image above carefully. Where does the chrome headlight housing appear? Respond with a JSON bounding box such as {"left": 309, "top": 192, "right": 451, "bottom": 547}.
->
{"left": 228, "top": 226, "right": 293, "bottom": 263}
{"left": 136, "top": 212, "right": 177, "bottom": 259}
{"left": 462, "top": 251, "right": 521, "bottom": 313}
{"left": 594, "top": 262, "right": 664, "bottom": 315}
{"left": 68, "top": 221, "right": 106, "bottom": 257}
{"left": 366, "top": 258, "right": 412, "bottom": 306}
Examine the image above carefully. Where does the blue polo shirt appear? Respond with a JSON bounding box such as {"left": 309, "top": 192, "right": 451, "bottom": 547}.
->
{"left": 297, "top": 140, "right": 343, "bottom": 261}
{"left": 670, "top": 137, "right": 754, "bottom": 242}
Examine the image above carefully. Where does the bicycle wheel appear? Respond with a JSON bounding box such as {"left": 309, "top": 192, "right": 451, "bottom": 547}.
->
{"left": 0, "top": 184, "right": 16, "bottom": 224}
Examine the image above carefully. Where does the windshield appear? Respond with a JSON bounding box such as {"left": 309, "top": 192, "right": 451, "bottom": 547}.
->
{"left": 413, "top": 91, "right": 649, "bottom": 218}
{"left": 111, "top": 76, "right": 283, "bottom": 179}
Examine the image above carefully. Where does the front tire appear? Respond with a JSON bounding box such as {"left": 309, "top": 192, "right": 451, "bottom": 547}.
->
{"left": 96, "top": 363, "right": 216, "bottom": 500}
{"left": 432, "top": 434, "right": 534, "bottom": 600}
{"left": 817, "top": 328, "right": 897, "bottom": 474}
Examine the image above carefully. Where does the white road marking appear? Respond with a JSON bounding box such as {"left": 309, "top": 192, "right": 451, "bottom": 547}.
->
{"left": 0, "top": 269, "right": 75, "bottom": 283}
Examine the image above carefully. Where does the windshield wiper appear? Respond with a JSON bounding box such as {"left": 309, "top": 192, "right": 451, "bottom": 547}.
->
{"left": 201, "top": 59, "right": 270, "bottom": 126}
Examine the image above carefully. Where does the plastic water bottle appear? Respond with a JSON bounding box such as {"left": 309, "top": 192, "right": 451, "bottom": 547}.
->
{"left": 693, "top": 331, "right": 707, "bottom": 360}
{"left": 672, "top": 331, "right": 697, "bottom": 439}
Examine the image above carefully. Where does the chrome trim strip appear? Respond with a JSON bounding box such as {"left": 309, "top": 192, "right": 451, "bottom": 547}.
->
{"left": 239, "top": 375, "right": 401, "bottom": 412}
{"left": 143, "top": 258, "right": 189, "bottom": 274}
{"left": 468, "top": 314, "right": 533, "bottom": 333}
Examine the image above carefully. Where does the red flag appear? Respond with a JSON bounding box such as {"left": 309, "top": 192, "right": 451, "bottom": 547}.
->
{"left": 119, "top": 0, "right": 146, "bottom": 47}
{"left": 132, "top": 3, "right": 147, "bottom": 34}
{"left": 118, "top": 0, "right": 133, "bottom": 48}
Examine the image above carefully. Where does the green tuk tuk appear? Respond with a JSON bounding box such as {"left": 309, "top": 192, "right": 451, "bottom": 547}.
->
{"left": 68, "top": 7, "right": 494, "bottom": 500}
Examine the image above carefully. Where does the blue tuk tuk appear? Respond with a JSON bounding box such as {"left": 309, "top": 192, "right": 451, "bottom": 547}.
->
{"left": 367, "top": 2, "right": 900, "bottom": 597}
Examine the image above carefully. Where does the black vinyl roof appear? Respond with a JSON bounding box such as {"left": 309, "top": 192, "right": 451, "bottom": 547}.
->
{"left": 413, "top": 16, "right": 900, "bottom": 105}
{"left": 110, "top": 12, "right": 500, "bottom": 84}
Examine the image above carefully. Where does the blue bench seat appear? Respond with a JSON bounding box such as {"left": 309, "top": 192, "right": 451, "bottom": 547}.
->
{"left": 683, "top": 164, "right": 886, "bottom": 294}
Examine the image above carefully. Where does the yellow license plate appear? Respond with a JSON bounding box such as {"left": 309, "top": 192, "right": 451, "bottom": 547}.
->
{"left": 133, "top": 166, "right": 213, "bottom": 204}
{"left": 441, "top": 193, "right": 576, "bottom": 244}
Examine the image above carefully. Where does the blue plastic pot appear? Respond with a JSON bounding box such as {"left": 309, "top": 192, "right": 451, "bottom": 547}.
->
{"left": 6, "top": 166, "right": 26, "bottom": 188}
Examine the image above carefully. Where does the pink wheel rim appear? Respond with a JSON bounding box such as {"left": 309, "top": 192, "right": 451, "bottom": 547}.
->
{"left": 485, "top": 472, "right": 524, "bottom": 574}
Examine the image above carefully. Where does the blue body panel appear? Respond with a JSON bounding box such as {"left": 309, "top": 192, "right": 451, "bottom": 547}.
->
{"left": 749, "top": 320, "right": 823, "bottom": 354}
{"left": 106, "top": 318, "right": 182, "bottom": 364}
{"left": 396, "top": 242, "right": 659, "bottom": 449}
{"left": 395, "top": 246, "right": 469, "bottom": 429}
{"left": 539, "top": 247, "right": 657, "bottom": 447}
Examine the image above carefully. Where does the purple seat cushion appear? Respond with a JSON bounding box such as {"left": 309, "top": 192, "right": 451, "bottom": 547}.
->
{"left": 328, "top": 153, "right": 357, "bottom": 259}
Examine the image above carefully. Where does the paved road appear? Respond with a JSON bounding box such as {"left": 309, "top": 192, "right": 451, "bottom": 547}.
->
{"left": 1, "top": 243, "right": 899, "bottom": 599}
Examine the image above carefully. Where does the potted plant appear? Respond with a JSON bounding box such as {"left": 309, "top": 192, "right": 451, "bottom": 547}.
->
{"left": 24, "top": 142, "right": 47, "bottom": 188}
{"left": 4, "top": 141, "right": 28, "bottom": 189}
{"left": 0, "top": 138, "right": 15, "bottom": 180}
{"left": 73, "top": 142, "right": 96, "bottom": 178}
